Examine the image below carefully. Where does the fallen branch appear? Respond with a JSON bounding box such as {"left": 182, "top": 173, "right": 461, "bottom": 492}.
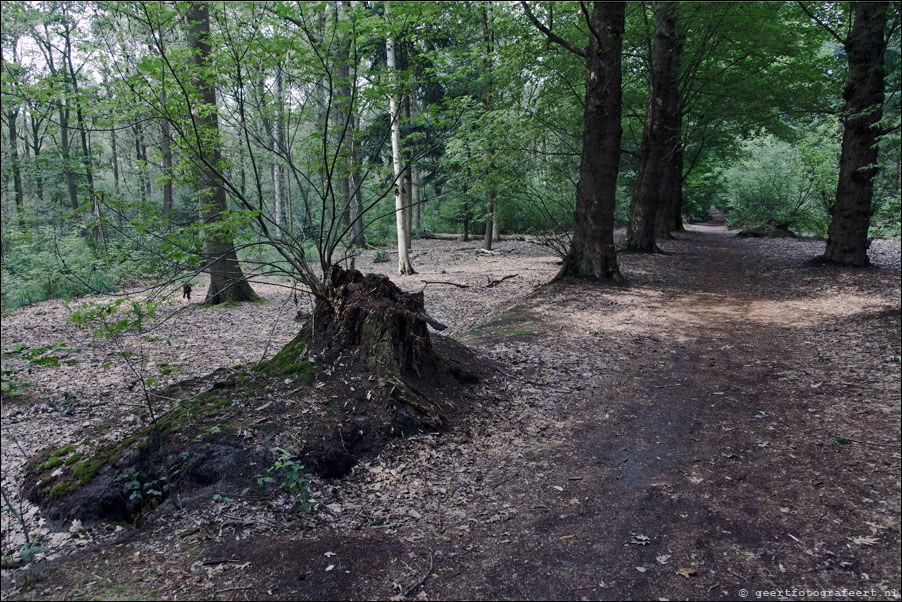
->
{"left": 421, "top": 280, "right": 470, "bottom": 289}
{"left": 487, "top": 274, "right": 518, "bottom": 287}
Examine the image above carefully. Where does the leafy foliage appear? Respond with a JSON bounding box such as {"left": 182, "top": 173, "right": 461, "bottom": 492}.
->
{"left": 716, "top": 128, "right": 837, "bottom": 236}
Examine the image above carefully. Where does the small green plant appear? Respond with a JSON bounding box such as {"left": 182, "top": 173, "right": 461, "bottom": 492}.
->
{"left": 70, "top": 298, "right": 162, "bottom": 422}
{"left": 371, "top": 249, "right": 390, "bottom": 263}
{"left": 253, "top": 447, "right": 314, "bottom": 512}
{"left": 120, "top": 452, "right": 189, "bottom": 512}
{"left": 1, "top": 343, "right": 81, "bottom": 395}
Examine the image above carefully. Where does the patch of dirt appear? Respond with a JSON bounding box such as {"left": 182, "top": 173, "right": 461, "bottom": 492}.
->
{"left": 2, "top": 229, "right": 900, "bottom": 600}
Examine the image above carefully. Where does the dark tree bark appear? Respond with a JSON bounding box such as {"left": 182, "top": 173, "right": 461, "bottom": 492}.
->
{"left": 7, "top": 107, "right": 24, "bottom": 223}
{"left": 818, "top": 2, "right": 887, "bottom": 266}
{"left": 655, "top": 27, "right": 683, "bottom": 239}
{"left": 28, "top": 110, "right": 45, "bottom": 206}
{"left": 134, "top": 123, "right": 148, "bottom": 206}
{"left": 186, "top": 2, "right": 259, "bottom": 304}
{"left": 626, "top": 1, "right": 676, "bottom": 252}
{"left": 482, "top": 1, "right": 496, "bottom": 251}
{"left": 524, "top": 1, "right": 625, "bottom": 280}
{"left": 340, "top": 1, "right": 365, "bottom": 248}
{"left": 160, "top": 41, "right": 173, "bottom": 230}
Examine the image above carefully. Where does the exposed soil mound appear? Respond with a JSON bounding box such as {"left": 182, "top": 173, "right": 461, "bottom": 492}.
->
{"left": 23, "top": 268, "right": 487, "bottom": 528}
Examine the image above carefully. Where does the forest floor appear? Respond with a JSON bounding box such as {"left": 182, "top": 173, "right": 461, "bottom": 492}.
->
{"left": 2, "top": 217, "right": 900, "bottom": 601}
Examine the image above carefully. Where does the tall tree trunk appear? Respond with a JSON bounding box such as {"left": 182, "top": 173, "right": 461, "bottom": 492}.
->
{"left": 273, "top": 63, "right": 285, "bottom": 230}
{"left": 160, "top": 43, "right": 173, "bottom": 230}
{"left": 463, "top": 144, "right": 471, "bottom": 242}
{"left": 626, "top": 1, "right": 676, "bottom": 252}
{"left": 110, "top": 120, "right": 120, "bottom": 197}
{"left": 555, "top": 2, "right": 625, "bottom": 281}
{"left": 655, "top": 14, "right": 682, "bottom": 239}
{"left": 134, "top": 123, "right": 148, "bottom": 206}
{"left": 28, "top": 111, "right": 44, "bottom": 207}
{"left": 186, "top": 2, "right": 259, "bottom": 304}
{"left": 482, "top": 1, "right": 495, "bottom": 251}
{"left": 59, "top": 101, "right": 79, "bottom": 210}
{"left": 819, "top": 2, "right": 887, "bottom": 266}
{"left": 386, "top": 3, "right": 414, "bottom": 275}
{"left": 403, "top": 95, "right": 413, "bottom": 249}
{"left": 7, "top": 106, "right": 24, "bottom": 224}
{"left": 413, "top": 163, "right": 422, "bottom": 238}
{"left": 341, "top": 0, "right": 365, "bottom": 247}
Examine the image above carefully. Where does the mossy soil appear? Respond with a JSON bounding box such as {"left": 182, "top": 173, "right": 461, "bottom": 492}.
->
{"left": 24, "top": 332, "right": 486, "bottom": 528}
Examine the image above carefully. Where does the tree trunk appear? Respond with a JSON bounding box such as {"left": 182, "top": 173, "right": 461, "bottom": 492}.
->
{"left": 7, "top": 106, "right": 24, "bottom": 224}
{"left": 482, "top": 1, "right": 495, "bottom": 251}
{"left": 273, "top": 63, "right": 285, "bottom": 230}
{"left": 29, "top": 112, "right": 44, "bottom": 206}
{"left": 556, "top": 2, "right": 625, "bottom": 281}
{"left": 386, "top": 3, "right": 415, "bottom": 275}
{"left": 403, "top": 95, "right": 413, "bottom": 249}
{"left": 626, "top": 1, "right": 675, "bottom": 252}
{"left": 186, "top": 2, "right": 259, "bottom": 304}
{"left": 342, "top": 0, "right": 365, "bottom": 248}
{"left": 463, "top": 144, "right": 471, "bottom": 242}
{"left": 655, "top": 14, "right": 682, "bottom": 239}
{"left": 59, "top": 101, "right": 79, "bottom": 210}
{"left": 134, "top": 124, "right": 148, "bottom": 206}
{"left": 413, "top": 163, "right": 422, "bottom": 238}
{"left": 819, "top": 2, "right": 887, "bottom": 267}
{"left": 160, "top": 43, "right": 173, "bottom": 230}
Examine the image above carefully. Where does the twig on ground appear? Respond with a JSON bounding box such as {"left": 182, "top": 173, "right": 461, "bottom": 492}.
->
{"left": 402, "top": 552, "right": 435, "bottom": 598}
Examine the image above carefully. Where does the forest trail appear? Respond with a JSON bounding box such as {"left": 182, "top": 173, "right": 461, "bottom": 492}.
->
{"left": 2, "top": 225, "right": 899, "bottom": 600}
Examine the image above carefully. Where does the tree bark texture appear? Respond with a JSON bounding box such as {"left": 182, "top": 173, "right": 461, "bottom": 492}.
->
{"left": 186, "top": 2, "right": 259, "bottom": 304}
{"left": 820, "top": 2, "right": 887, "bottom": 266}
{"left": 386, "top": 4, "right": 415, "bottom": 275}
{"left": 273, "top": 63, "right": 285, "bottom": 230}
{"left": 655, "top": 14, "right": 682, "bottom": 238}
{"left": 482, "top": 1, "right": 496, "bottom": 251}
{"left": 626, "top": 1, "right": 676, "bottom": 252}
{"left": 7, "top": 107, "right": 24, "bottom": 223}
{"left": 557, "top": 2, "right": 625, "bottom": 281}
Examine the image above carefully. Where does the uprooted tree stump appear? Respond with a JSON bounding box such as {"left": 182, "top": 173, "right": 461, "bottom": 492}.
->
{"left": 25, "top": 267, "right": 483, "bottom": 527}
{"left": 301, "top": 266, "right": 476, "bottom": 430}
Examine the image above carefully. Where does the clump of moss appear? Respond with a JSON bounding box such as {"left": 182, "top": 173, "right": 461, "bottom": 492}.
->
{"left": 50, "top": 480, "right": 78, "bottom": 499}
{"left": 64, "top": 452, "right": 84, "bottom": 465}
{"left": 255, "top": 335, "right": 316, "bottom": 380}
{"left": 37, "top": 445, "right": 78, "bottom": 471}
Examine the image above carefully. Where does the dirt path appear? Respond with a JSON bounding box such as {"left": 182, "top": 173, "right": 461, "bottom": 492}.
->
{"left": 3, "top": 224, "right": 900, "bottom": 600}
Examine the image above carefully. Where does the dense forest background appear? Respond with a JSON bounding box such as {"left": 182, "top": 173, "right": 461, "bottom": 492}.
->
{"left": 1, "top": 1, "right": 899, "bottom": 309}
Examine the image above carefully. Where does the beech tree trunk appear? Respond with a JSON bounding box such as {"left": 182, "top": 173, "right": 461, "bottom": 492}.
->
{"left": 273, "top": 63, "right": 285, "bottom": 230}
{"left": 556, "top": 2, "right": 625, "bottom": 281}
{"left": 482, "top": 1, "right": 496, "bottom": 251}
{"left": 404, "top": 95, "right": 413, "bottom": 249}
{"left": 626, "top": 1, "right": 676, "bottom": 252}
{"left": 7, "top": 107, "right": 24, "bottom": 223}
{"left": 186, "top": 2, "right": 259, "bottom": 304}
{"left": 820, "top": 2, "right": 887, "bottom": 266}
{"left": 386, "top": 4, "right": 415, "bottom": 275}
{"left": 655, "top": 14, "right": 682, "bottom": 238}
{"left": 59, "top": 101, "right": 79, "bottom": 211}
{"left": 341, "top": 0, "right": 365, "bottom": 248}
